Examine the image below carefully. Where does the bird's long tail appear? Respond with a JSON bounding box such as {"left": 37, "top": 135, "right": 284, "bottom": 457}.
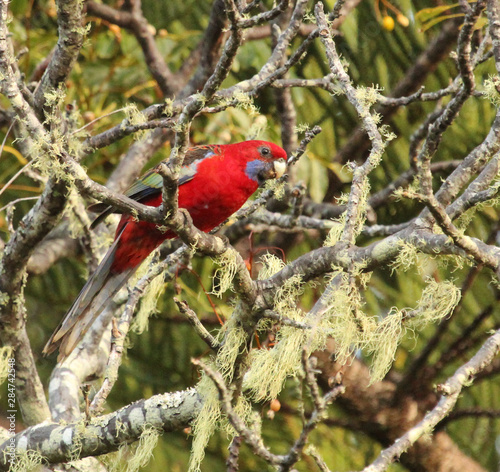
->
{"left": 43, "top": 227, "right": 135, "bottom": 362}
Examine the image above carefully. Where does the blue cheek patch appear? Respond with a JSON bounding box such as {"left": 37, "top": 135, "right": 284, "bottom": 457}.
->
{"left": 245, "top": 160, "right": 266, "bottom": 182}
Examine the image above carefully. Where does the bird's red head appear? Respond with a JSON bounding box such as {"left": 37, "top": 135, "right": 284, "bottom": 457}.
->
{"left": 227, "top": 140, "right": 288, "bottom": 185}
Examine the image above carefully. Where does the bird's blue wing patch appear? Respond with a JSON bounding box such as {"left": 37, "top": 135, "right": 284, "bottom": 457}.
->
{"left": 125, "top": 155, "right": 205, "bottom": 202}
{"left": 90, "top": 146, "right": 219, "bottom": 228}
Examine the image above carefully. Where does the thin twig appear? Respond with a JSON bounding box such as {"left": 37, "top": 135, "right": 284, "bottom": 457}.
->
{"left": 174, "top": 298, "right": 220, "bottom": 351}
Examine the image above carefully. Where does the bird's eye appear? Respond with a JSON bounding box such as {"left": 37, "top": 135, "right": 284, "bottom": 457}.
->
{"left": 260, "top": 147, "right": 271, "bottom": 157}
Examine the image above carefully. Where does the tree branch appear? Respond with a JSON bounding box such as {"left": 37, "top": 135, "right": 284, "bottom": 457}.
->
{"left": 0, "top": 389, "right": 202, "bottom": 470}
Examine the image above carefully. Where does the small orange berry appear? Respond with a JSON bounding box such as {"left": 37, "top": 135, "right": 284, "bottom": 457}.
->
{"left": 270, "top": 398, "right": 281, "bottom": 412}
{"left": 397, "top": 14, "right": 409, "bottom": 27}
{"left": 382, "top": 15, "right": 395, "bottom": 31}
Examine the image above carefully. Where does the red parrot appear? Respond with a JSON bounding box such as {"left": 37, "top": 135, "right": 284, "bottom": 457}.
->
{"left": 43, "top": 141, "right": 287, "bottom": 361}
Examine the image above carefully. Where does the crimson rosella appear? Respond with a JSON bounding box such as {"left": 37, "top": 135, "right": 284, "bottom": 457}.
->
{"left": 43, "top": 140, "right": 287, "bottom": 361}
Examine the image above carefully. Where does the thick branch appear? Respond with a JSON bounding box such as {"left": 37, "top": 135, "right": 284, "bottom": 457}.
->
{"left": 33, "top": 0, "right": 85, "bottom": 114}
{"left": 0, "top": 389, "right": 202, "bottom": 470}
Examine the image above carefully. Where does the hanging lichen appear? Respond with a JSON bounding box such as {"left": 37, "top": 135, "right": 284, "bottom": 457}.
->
{"left": 364, "top": 309, "right": 404, "bottom": 382}
{"left": 483, "top": 76, "right": 500, "bottom": 107}
{"left": 244, "top": 256, "right": 307, "bottom": 401}
{"left": 263, "top": 177, "right": 286, "bottom": 200}
{"left": 122, "top": 103, "right": 148, "bottom": 141}
{"left": 131, "top": 255, "right": 166, "bottom": 334}
{"left": 211, "top": 249, "right": 239, "bottom": 297}
{"left": 215, "top": 316, "right": 247, "bottom": 382}
{"left": 257, "top": 253, "right": 285, "bottom": 280}
{"left": 455, "top": 192, "right": 500, "bottom": 230}
{"left": 324, "top": 195, "right": 348, "bottom": 248}
{"left": 391, "top": 240, "right": 419, "bottom": 272}
{"left": 319, "top": 269, "right": 368, "bottom": 365}
{"left": 188, "top": 373, "right": 222, "bottom": 472}
{"left": 103, "top": 424, "right": 160, "bottom": 472}
{"left": 364, "top": 277, "right": 461, "bottom": 383}
{"left": 189, "top": 303, "right": 249, "bottom": 472}
{"left": 0, "top": 346, "right": 13, "bottom": 387}
{"left": 245, "top": 326, "right": 307, "bottom": 401}
{"left": 9, "top": 450, "right": 44, "bottom": 472}
{"left": 406, "top": 278, "right": 461, "bottom": 329}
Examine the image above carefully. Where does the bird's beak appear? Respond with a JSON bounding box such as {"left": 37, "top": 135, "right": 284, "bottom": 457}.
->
{"left": 273, "top": 158, "right": 287, "bottom": 179}
{"left": 257, "top": 158, "right": 287, "bottom": 184}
